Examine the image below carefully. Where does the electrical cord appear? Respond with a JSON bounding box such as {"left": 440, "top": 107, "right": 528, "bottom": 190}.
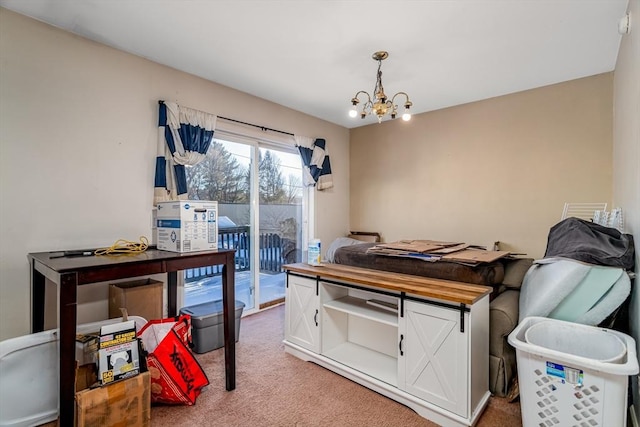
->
{"left": 94, "top": 236, "right": 149, "bottom": 256}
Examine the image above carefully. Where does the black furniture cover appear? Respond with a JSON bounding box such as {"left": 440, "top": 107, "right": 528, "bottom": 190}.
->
{"left": 544, "top": 217, "right": 635, "bottom": 270}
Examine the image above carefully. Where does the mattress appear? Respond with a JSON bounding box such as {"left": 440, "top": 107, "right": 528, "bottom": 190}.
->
{"left": 333, "top": 242, "right": 505, "bottom": 287}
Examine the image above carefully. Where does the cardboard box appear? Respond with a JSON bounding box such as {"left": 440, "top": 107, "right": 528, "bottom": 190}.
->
{"left": 75, "top": 333, "right": 99, "bottom": 366}
{"left": 98, "top": 320, "right": 140, "bottom": 385}
{"left": 156, "top": 200, "right": 218, "bottom": 252}
{"left": 76, "top": 371, "right": 151, "bottom": 427}
{"left": 109, "top": 279, "right": 163, "bottom": 321}
{"left": 75, "top": 363, "right": 99, "bottom": 392}
{"left": 35, "top": 368, "right": 150, "bottom": 427}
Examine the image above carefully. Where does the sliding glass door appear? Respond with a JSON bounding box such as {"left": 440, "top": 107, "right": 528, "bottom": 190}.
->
{"left": 184, "top": 137, "right": 306, "bottom": 313}
{"left": 257, "top": 147, "right": 304, "bottom": 307}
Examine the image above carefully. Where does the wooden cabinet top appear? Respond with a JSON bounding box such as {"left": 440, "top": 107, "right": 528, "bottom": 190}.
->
{"left": 283, "top": 263, "right": 492, "bottom": 305}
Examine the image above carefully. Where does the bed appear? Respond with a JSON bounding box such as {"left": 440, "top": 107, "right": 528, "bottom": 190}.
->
{"left": 332, "top": 241, "right": 504, "bottom": 288}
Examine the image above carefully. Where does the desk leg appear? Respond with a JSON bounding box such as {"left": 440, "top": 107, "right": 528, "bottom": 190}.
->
{"left": 222, "top": 256, "right": 236, "bottom": 391}
{"left": 31, "top": 259, "right": 45, "bottom": 333}
{"left": 59, "top": 272, "right": 78, "bottom": 427}
{"left": 167, "top": 271, "right": 178, "bottom": 317}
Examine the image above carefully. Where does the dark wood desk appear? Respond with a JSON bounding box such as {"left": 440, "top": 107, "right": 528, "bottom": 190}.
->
{"left": 28, "top": 248, "right": 236, "bottom": 426}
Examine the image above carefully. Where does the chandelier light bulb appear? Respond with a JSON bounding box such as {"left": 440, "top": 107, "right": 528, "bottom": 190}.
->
{"left": 349, "top": 108, "right": 358, "bottom": 118}
{"left": 402, "top": 112, "right": 411, "bottom": 121}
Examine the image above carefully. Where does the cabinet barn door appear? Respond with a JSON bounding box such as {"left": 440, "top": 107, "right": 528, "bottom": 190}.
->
{"left": 284, "top": 275, "right": 320, "bottom": 353}
{"left": 402, "top": 300, "right": 468, "bottom": 417}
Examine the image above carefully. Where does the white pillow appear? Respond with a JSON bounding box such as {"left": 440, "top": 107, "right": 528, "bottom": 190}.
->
{"left": 325, "top": 237, "right": 366, "bottom": 263}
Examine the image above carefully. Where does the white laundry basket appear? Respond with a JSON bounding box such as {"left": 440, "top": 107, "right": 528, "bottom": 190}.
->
{"left": 508, "top": 317, "right": 638, "bottom": 427}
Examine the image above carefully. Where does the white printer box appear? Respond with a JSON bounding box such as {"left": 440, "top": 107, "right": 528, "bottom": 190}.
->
{"left": 156, "top": 201, "right": 218, "bottom": 252}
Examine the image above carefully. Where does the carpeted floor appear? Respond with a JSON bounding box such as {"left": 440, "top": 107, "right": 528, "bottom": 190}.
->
{"left": 151, "top": 304, "right": 522, "bottom": 426}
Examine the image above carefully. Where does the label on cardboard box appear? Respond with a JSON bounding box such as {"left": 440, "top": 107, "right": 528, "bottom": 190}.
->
{"left": 156, "top": 200, "right": 218, "bottom": 252}
{"left": 98, "top": 320, "right": 140, "bottom": 385}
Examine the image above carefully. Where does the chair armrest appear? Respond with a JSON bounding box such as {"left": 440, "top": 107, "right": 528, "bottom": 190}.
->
{"left": 489, "top": 289, "right": 521, "bottom": 396}
{"left": 489, "top": 290, "right": 520, "bottom": 356}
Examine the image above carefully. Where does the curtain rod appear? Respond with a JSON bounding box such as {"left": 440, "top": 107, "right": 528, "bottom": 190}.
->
{"left": 217, "top": 116, "right": 294, "bottom": 137}
{"left": 158, "top": 100, "right": 294, "bottom": 137}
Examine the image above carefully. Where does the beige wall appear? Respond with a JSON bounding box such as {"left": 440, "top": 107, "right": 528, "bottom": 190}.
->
{"left": 613, "top": 0, "right": 640, "bottom": 421}
{"left": 350, "top": 74, "right": 613, "bottom": 258}
{"left": 0, "top": 9, "right": 350, "bottom": 340}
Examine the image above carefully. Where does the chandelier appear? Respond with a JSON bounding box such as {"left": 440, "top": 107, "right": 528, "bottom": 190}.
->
{"left": 349, "top": 51, "right": 412, "bottom": 123}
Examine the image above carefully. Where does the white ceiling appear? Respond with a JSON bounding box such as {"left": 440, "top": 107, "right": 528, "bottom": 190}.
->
{"left": 0, "top": 0, "right": 629, "bottom": 128}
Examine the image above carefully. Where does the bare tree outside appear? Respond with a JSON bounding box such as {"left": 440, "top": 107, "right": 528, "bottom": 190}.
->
{"left": 285, "top": 174, "right": 302, "bottom": 204}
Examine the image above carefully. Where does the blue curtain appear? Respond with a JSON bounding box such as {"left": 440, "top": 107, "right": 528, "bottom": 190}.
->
{"left": 295, "top": 136, "right": 333, "bottom": 190}
{"left": 154, "top": 101, "right": 216, "bottom": 204}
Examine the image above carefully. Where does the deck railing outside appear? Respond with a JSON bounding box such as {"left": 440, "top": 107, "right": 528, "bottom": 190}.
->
{"left": 185, "top": 226, "right": 289, "bottom": 282}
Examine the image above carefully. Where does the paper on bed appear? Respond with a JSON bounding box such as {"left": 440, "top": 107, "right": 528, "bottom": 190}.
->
{"left": 429, "top": 243, "right": 470, "bottom": 254}
{"left": 369, "top": 240, "right": 461, "bottom": 253}
{"left": 442, "top": 249, "right": 510, "bottom": 263}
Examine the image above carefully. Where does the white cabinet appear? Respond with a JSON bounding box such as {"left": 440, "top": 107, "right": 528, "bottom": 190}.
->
{"left": 283, "top": 264, "right": 491, "bottom": 427}
{"left": 284, "top": 274, "right": 320, "bottom": 353}
{"left": 399, "top": 300, "right": 469, "bottom": 417}
{"left": 397, "top": 297, "right": 490, "bottom": 422}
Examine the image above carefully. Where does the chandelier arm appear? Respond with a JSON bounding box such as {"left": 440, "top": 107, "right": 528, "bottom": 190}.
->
{"left": 352, "top": 90, "right": 372, "bottom": 105}
{"left": 390, "top": 92, "right": 411, "bottom": 107}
